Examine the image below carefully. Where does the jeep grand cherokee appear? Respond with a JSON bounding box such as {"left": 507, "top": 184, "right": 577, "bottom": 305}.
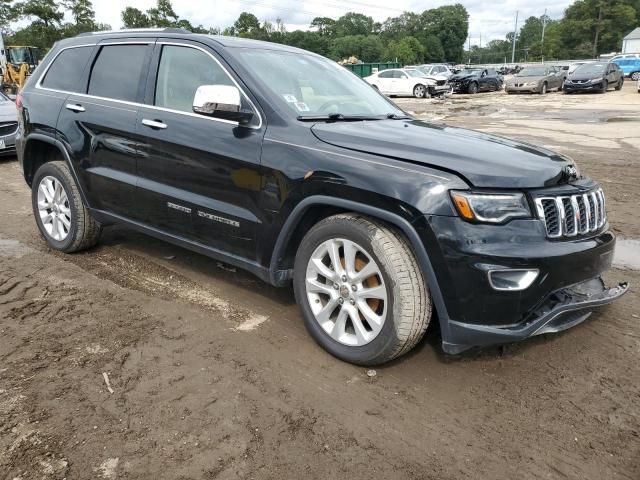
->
{"left": 16, "top": 29, "right": 628, "bottom": 365}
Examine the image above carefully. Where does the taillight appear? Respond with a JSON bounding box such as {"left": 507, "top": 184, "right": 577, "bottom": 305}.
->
{"left": 15, "top": 93, "right": 23, "bottom": 109}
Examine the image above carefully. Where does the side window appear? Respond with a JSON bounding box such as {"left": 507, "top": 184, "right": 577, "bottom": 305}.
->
{"left": 378, "top": 70, "right": 394, "bottom": 79}
{"left": 88, "top": 44, "right": 148, "bottom": 102}
{"left": 394, "top": 71, "right": 407, "bottom": 79}
{"left": 154, "top": 45, "right": 233, "bottom": 113}
{"left": 40, "top": 46, "right": 93, "bottom": 92}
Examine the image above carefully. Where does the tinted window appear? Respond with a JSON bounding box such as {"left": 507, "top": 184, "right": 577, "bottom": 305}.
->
{"left": 41, "top": 46, "right": 93, "bottom": 92}
{"left": 88, "top": 45, "right": 148, "bottom": 102}
{"left": 378, "top": 70, "right": 394, "bottom": 78}
{"left": 155, "top": 45, "right": 233, "bottom": 113}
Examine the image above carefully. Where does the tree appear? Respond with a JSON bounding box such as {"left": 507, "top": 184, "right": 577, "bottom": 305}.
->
{"left": 62, "top": 0, "right": 95, "bottom": 26}
{"left": 121, "top": 7, "right": 150, "bottom": 28}
{"left": 334, "top": 12, "right": 376, "bottom": 36}
{"left": 329, "top": 34, "right": 383, "bottom": 62}
{"left": 147, "top": 0, "right": 178, "bottom": 27}
{"left": 1, "top": 0, "right": 20, "bottom": 31}
{"left": 233, "top": 12, "right": 261, "bottom": 36}
{"left": 383, "top": 36, "right": 425, "bottom": 63}
{"left": 19, "top": 0, "right": 64, "bottom": 28}
{"left": 310, "top": 16, "right": 336, "bottom": 36}
{"left": 421, "top": 4, "right": 469, "bottom": 63}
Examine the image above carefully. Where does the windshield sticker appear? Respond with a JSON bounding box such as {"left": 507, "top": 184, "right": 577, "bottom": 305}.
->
{"left": 283, "top": 94, "right": 298, "bottom": 103}
{"left": 294, "top": 102, "right": 310, "bottom": 112}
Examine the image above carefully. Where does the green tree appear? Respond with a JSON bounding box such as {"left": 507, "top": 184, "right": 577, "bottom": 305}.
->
{"left": 334, "top": 12, "right": 376, "bottom": 36}
{"left": 19, "top": 0, "right": 64, "bottom": 28}
{"left": 121, "top": 7, "right": 150, "bottom": 28}
{"left": 62, "top": 0, "right": 94, "bottom": 26}
{"left": 147, "top": 0, "right": 178, "bottom": 27}
{"left": 1, "top": 0, "right": 20, "bottom": 31}
{"left": 422, "top": 4, "right": 469, "bottom": 63}
{"left": 329, "top": 34, "right": 383, "bottom": 62}
{"left": 233, "top": 12, "right": 261, "bottom": 36}
{"left": 310, "top": 16, "right": 336, "bottom": 36}
{"left": 383, "top": 36, "right": 425, "bottom": 63}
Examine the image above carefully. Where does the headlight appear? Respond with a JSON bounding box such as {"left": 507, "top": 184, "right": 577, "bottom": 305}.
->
{"left": 590, "top": 77, "right": 602, "bottom": 83}
{"left": 450, "top": 191, "right": 531, "bottom": 223}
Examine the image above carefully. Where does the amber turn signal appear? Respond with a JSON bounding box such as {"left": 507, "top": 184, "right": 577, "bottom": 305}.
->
{"left": 451, "top": 193, "right": 475, "bottom": 220}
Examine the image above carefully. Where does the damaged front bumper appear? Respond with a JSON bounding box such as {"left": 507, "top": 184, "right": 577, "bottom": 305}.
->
{"left": 442, "top": 278, "right": 629, "bottom": 354}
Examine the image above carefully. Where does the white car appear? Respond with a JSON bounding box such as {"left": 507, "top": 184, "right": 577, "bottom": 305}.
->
{"left": 364, "top": 68, "right": 450, "bottom": 98}
{"left": 408, "top": 64, "right": 454, "bottom": 79}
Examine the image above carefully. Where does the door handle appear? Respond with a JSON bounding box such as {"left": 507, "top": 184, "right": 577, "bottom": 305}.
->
{"left": 142, "top": 119, "right": 168, "bottom": 130}
{"left": 65, "top": 103, "right": 85, "bottom": 112}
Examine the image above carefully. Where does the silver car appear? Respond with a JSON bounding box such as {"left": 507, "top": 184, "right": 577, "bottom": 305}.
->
{"left": 505, "top": 66, "right": 565, "bottom": 94}
{"left": 0, "top": 91, "right": 18, "bottom": 157}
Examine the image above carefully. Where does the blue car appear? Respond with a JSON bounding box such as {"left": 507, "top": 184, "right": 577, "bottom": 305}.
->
{"left": 611, "top": 54, "right": 640, "bottom": 80}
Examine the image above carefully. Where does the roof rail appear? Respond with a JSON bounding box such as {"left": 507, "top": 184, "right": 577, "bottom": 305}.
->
{"left": 77, "top": 27, "right": 190, "bottom": 37}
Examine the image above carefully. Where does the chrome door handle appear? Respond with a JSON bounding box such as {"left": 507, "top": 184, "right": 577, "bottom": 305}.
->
{"left": 65, "top": 104, "right": 85, "bottom": 112}
{"left": 142, "top": 119, "right": 168, "bottom": 130}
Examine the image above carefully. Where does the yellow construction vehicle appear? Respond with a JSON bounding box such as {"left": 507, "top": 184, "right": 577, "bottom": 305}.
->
{"left": 1, "top": 36, "right": 40, "bottom": 95}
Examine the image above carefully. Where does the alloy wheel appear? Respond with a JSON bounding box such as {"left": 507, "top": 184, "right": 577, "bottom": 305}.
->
{"left": 37, "top": 175, "right": 72, "bottom": 241}
{"left": 305, "top": 238, "right": 387, "bottom": 346}
{"left": 414, "top": 85, "right": 426, "bottom": 98}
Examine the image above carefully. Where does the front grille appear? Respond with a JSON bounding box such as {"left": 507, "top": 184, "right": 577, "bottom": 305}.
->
{"left": 535, "top": 188, "right": 606, "bottom": 238}
{"left": 436, "top": 79, "right": 446, "bottom": 86}
{"left": 0, "top": 122, "right": 18, "bottom": 137}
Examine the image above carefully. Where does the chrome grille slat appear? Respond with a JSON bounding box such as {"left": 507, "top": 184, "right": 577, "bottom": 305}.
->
{"left": 535, "top": 188, "right": 607, "bottom": 239}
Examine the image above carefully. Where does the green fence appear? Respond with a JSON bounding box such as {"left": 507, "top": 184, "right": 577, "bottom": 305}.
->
{"left": 342, "top": 62, "right": 402, "bottom": 78}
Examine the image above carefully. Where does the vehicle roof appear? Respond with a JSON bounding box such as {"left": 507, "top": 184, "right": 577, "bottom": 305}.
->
{"left": 55, "top": 29, "right": 313, "bottom": 55}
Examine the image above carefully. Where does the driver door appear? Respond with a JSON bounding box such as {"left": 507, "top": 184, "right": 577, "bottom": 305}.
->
{"left": 393, "top": 70, "right": 410, "bottom": 95}
{"left": 135, "top": 40, "right": 265, "bottom": 260}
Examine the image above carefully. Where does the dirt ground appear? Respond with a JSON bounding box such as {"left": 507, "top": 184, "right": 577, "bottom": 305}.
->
{"left": 1, "top": 83, "right": 639, "bottom": 480}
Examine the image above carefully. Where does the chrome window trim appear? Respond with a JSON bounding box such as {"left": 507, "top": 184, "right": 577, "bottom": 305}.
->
{"left": 34, "top": 41, "right": 263, "bottom": 130}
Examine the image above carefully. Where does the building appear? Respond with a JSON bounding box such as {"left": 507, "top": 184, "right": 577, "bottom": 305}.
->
{"left": 622, "top": 27, "right": 640, "bottom": 53}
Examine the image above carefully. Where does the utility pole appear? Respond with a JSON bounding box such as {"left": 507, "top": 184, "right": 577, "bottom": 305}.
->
{"left": 593, "top": 3, "right": 603, "bottom": 58}
{"left": 511, "top": 11, "right": 519, "bottom": 64}
{"left": 541, "top": 8, "right": 547, "bottom": 63}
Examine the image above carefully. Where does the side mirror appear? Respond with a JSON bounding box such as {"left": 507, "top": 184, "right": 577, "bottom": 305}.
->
{"left": 193, "top": 85, "right": 254, "bottom": 125}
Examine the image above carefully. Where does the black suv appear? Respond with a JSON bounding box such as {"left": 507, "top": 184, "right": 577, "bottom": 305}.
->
{"left": 16, "top": 30, "right": 627, "bottom": 365}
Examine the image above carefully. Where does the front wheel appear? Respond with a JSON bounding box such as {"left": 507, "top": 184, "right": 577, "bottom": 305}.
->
{"left": 600, "top": 80, "right": 608, "bottom": 93}
{"left": 631, "top": 72, "right": 640, "bottom": 81}
{"left": 413, "top": 84, "right": 427, "bottom": 98}
{"left": 32, "top": 161, "right": 101, "bottom": 253}
{"left": 539, "top": 82, "right": 547, "bottom": 95}
{"left": 293, "top": 214, "right": 432, "bottom": 366}
{"left": 467, "top": 82, "right": 478, "bottom": 94}
{"left": 615, "top": 78, "right": 624, "bottom": 90}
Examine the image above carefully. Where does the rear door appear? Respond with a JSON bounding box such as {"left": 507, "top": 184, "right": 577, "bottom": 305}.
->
{"left": 135, "top": 40, "right": 265, "bottom": 259}
{"left": 393, "top": 70, "right": 410, "bottom": 95}
{"left": 55, "top": 40, "right": 153, "bottom": 219}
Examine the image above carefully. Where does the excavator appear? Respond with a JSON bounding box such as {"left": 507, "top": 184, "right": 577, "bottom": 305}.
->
{"left": 0, "top": 35, "right": 39, "bottom": 95}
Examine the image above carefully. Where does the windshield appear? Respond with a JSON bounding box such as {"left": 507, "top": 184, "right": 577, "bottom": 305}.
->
{"left": 573, "top": 63, "right": 606, "bottom": 75}
{"left": 235, "top": 49, "right": 404, "bottom": 118}
{"left": 8, "top": 47, "right": 30, "bottom": 64}
{"left": 519, "top": 67, "right": 547, "bottom": 76}
{"left": 460, "top": 69, "right": 482, "bottom": 75}
{"left": 405, "top": 69, "right": 423, "bottom": 78}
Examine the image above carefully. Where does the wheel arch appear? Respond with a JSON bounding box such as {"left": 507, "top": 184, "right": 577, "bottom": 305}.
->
{"left": 269, "top": 195, "right": 452, "bottom": 338}
{"left": 22, "top": 134, "right": 90, "bottom": 207}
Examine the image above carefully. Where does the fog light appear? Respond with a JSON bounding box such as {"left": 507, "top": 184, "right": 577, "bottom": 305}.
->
{"left": 488, "top": 269, "right": 539, "bottom": 291}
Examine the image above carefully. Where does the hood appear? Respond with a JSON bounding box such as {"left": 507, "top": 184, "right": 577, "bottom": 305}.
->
{"left": 512, "top": 74, "right": 544, "bottom": 82}
{"left": 568, "top": 72, "right": 603, "bottom": 81}
{"left": 450, "top": 73, "right": 477, "bottom": 81}
{"left": 310, "top": 119, "right": 575, "bottom": 188}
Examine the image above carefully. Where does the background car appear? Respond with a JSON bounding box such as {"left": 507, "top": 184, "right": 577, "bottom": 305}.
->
{"left": 449, "top": 68, "right": 503, "bottom": 94}
{"left": 610, "top": 54, "right": 640, "bottom": 81}
{"left": 0, "top": 91, "right": 17, "bottom": 158}
{"left": 407, "top": 64, "right": 453, "bottom": 79}
{"left": 564, "top": 62, "right": 624, "bottom": 93}
{"left": 505, "top": 65, "right": 565, "bottom": 94}
{"left": 364, "top": 68, "right": 449, "bottom": 98}
{"left": 567, "top": 61, "right": 593, "bottom": 74}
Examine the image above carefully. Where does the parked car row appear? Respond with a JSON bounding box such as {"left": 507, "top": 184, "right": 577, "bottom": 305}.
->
{"left": 364, "top": 67, "right": 451, "bottom": 98}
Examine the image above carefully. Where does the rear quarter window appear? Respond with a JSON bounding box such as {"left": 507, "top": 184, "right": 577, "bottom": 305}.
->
{"left": 88, "top": 44, "right": 149, "bottom": 102}
{"left": 40, "top": 46, "right": 94, "bottom": 92}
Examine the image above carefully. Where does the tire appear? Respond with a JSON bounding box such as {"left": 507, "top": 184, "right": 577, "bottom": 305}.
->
{"left": 413, "top": 84, "right": 427, "bottom": 98}
{"left": 31, "top": 160, "right": 101, "bottom": 253}
{"left": 600, "top": 80, "right": 608, "bottom": 93}
{"left": 467, "top": 82, "right": 478, "bottom": 94}
{"left": 558, "top": 80, "right": 564, "bottom": 91}
{"left": 539, "top": 82, "right": 547, "bottom": 95}
{"left": 615, "top": 78, "right": 623, "bottom": 90}
{"left": 293, "top": 214, "right": 432, "bottom": 366}
{"left": 631, "top": 72, "right": 640, "bottom": 81}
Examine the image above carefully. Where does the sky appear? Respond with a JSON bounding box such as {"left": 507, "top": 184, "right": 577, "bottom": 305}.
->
{"left": 83, "top": 0, "right": 574, "bottom": 46}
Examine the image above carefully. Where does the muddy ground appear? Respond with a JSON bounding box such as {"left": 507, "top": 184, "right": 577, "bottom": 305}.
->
{"left": 1, "top": 84, "right": 639, "bottom": 480}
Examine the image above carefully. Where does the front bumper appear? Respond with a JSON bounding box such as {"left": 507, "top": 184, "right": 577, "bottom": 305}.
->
{"left": 506, "top": 84, "right": 540, "bottom": 93}
{"left": 413, "top": 215, "right": 627, "bottom": 353}
{"left": 564, "top": 81, "right": 603, "bottom": 92}
{"left": 0, "top": 133, "right": 16, "bottom": 157}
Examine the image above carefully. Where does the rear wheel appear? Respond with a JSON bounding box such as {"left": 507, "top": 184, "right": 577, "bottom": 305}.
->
{"left": 413, "top": 84, "right": 427, "bottom": 98}
{"left": 467, "top": 82, "right": 478, "bottom": 94}
{"left": 31, "top": 161, "right": 101, "bottom": 253}
{"left": 631, "top": 72, "right": 640, "bottom": 81}
{"left": 293, "top": 214, "right": 432, "bottom": 366}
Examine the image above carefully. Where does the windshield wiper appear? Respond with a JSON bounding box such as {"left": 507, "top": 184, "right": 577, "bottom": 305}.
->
{"left": 297, "top": 113, "right": 385, "bottom": 122}
{"left": 386, "top": 113, "right": 411, "bottom": 120}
